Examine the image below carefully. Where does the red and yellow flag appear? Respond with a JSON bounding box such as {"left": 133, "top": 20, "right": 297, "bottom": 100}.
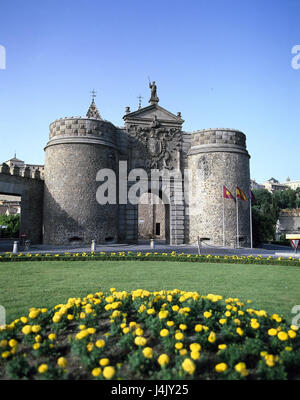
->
{"left": 236, "top": 186, "right": 247, "bottom": 201}
{"left": 223, "top": 186, "right": 234, "bottom": 199}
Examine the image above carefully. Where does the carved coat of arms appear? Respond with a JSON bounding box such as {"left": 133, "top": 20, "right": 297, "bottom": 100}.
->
{"left": 127, "top": 116, "right": 182, "bottom": 170}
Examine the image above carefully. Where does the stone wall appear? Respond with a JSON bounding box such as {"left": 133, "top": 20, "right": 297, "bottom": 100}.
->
{"left": 186, "top": 129, "right": 250, "bottom": 247}
{"left": 0, "top": 164, "right": 44, "bottom": 243}
{"left": 43, "top": 116, "right": 119, "bottom": 245}
{"left": 276, "top": 209, "right": 300, "bottom": 238}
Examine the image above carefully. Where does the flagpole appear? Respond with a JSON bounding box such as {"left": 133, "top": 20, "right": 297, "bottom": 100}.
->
{"left": 236, "top": 194, "right": 239, "bottom": 248}
{"left": 223, "top": 185, "right": 225, "bottom": 247}
{"left": 250, "top": 192, "right": 253, "bottom": 249}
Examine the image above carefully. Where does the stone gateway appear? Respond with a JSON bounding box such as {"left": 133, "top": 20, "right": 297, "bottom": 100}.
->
{"left": 0, "top": 83, "right": 251, "bottom": 247}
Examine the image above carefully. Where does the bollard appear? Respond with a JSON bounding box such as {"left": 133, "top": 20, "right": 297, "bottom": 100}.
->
{"left": 150, "top": 239, "right": 155, "bottom": 249}
{"left": 12, "top": 241, "right": 18, "bottom": 254}
{"left": 91, "top": 240, "right": 96, "bottom": 252}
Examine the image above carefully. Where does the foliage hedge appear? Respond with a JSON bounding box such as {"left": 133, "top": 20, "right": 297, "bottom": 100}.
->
{"left": 0, "top": 251, "right": 300, "bottom": 267}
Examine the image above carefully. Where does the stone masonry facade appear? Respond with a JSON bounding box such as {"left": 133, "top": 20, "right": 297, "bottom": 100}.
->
{"left": 0, "top": 84, "right": 251, "bottom": 246}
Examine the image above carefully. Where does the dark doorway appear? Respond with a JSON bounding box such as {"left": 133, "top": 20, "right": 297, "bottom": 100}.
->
{"left": 155, "top": 222, "right": 160, "bottom": 236}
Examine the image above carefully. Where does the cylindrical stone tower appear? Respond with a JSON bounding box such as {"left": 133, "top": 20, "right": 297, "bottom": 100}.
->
{"left": 187, "top": 128, "right": 250, "bottom": 247}
{"left": 43, "top": 100, "right": 119, "bottom": 245}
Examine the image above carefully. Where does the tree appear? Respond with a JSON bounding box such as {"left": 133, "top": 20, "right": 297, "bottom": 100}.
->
{"left": 251, "top": 187, "right": 300, "bottom": 246}
{"left": 0, "top": 214, "right": 20, "bottom": 238}
{"left": 252, "top": 206, "right": 276, "bottom": 246}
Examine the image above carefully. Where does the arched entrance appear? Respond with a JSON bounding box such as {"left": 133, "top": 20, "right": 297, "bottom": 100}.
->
{"left": 138, "top": 190, "right": 170, "bottom": 243}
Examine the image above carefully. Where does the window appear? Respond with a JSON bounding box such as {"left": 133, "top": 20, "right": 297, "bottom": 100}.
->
{"left": 155, "top": 223, "right": 160, "bottom": 236}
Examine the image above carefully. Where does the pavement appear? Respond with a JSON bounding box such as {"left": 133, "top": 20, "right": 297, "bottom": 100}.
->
{"left": 0, "top": 239, "right": 299, "bottom": 258}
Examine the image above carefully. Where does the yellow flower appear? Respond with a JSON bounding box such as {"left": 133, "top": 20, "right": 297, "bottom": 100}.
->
{"left": 182, "top": 358, "right": 196, "bottom": 375}
{"left": 194, "top": 324, "right": 203, "bottom": 332}
{"left": 52, "top": 314, "right": 61, "bottom": 323}
{"left": 179, "top": 324, "right": 187, "bottom": 330}
{"left": 22, "top": 325, "right": 32, "bottom": 335}
{"left": 268, "top": 328, "right": 277, "bottom": 336}
{"left": 31, "top": 325, "right": 41, "bottom": 333}
{"left": 277, "top": 331, "right": 288, "bottom": 341}
{"left": 189, "top": 343, "right": 201, "bottom": 352}
{"left": 290, "top": 325, "right": 299, "bottom": 331}
{"left": 75, "top": 330, "right": 89, "bottom": 340}
{"left": 122, "top": 327, "right": 130, "bottom": 334}
{"left": 235, "top": 362, "right": 248, "bottom": 376}
{"left": 103, "top": 366, "right": 115, "bottom": 379}
{"left": 87, "top": 327, "right": 96, "bottom": 334}
{"left": 38, "top": 364, "right": 48, "bottom": 374}
{"left": 158, "top": 310, "right": 169, "bottom": 319}
{"left": 57, "top": 357, "right": 68, "bottom": 368}
{"left": 86, "top": 342, "right": 94, "bottom": 352}
{"left": 203, "top": 311, "right": 212, "bottom": 318}
{"left": 236, "top": 327, "right": 244, "bottom": 336}
{"left": 134, "top": 336, "right": 147, "bottom": 346}
{"left": 95, "top": 339, "right": 105, "bottom": 348}
{"left": 135, "top": 328, "right": 144, "bottom": 336}
{"left": 20, "top": 316, "right": 28, "bottom": 324}
{"left": 1, "top": 351, "right": 10, "bottom": 359}
{"left": 160, "top": 329, "right": 169, "bottom": 337}
{"left": 92, "top": 367, "right": 102, "bottom": 377}
{"left": 179, "top": 349, "right": 188, "bottom": 356}
{"left": 142, "top": 347, "right": 153, "bottom": 359}
{"left": 218, "top": 344, "right": 227, "bottom": 350}
{"left": 175, "top": 342, "right": 183, "bottom": 350}
{"left": 190, "top": 351, "right": 200, "bottom": 360}
{"left": 167, "top": 321, "right": 174, "bottom": 327}
{"left": 147, "top": 308, "right": 155, "bottom": 315}
{"left": 33, "top": 343, "right": 40, "bottom": 350}
{"left": 99, "top": 358, "right": 110, "bottom": 366}
{"left": 172, "top": 305, "right": 180, "bottom": 312}
{"left": 8, "top": 339, "right": 17, "bottom": 348}
{"left": 28, "top": 310, "right": 40, "bottom": 319}
{"left": 250, "top": 319, "right": 260, "bottom": 329}
{"left": 0, "top": 340, "right": 8, "bottom": 347}
{"left": 157, "top": 354, "right": 170, "bottom": 366}
{"left": 215, "top": 363, "right": 228, "bottom": 373}
{"left": 285, "top": 346, "right": 292, "bottom": 351}
{"left": 265, "top": 354, "right": 275, "bottom": 367}
{"left": 67, "top": 314, "right": 74, "bottom": 320}
{"left": 208, "top": 331, "right": 216, "bottom": 343}
{"left": 224, "top": 311, "right": 231, "bottom": 317}
{"left": 288, "top": 330, "right": 297, "bottom": 339}
{"left": 175, "top": 332, "right": 184, "bottom": 341}
{"left": 219, "top": 319, "right": 227, "bottom": 325}
{"left": 48, "top": 333, "right": 56, "bottom": 341}
{"left": 138, "top": 304, "right": 146, "bottom": 313}
{"left": 111, "top": 310, "right": 121, "bottom": 318}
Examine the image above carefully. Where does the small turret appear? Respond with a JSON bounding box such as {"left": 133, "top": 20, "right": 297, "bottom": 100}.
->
{"left": 86, "top": 99, "right": 102, "bottom": 119}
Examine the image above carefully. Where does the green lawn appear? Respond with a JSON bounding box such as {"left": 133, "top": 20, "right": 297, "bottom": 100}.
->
{"left": 0, "top": 260, "right": 299, "bottom": 324}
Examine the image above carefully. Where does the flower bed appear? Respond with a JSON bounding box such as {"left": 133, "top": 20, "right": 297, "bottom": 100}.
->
{"left": 0, "top": 288, "right": 299, "bottom": 380}
{"left": 0, "top": 251, "right": 300, "bottom": 267}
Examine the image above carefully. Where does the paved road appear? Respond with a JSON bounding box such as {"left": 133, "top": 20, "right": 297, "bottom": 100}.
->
{"left": 1, "top": 239, "right": 299, "bottom": 258}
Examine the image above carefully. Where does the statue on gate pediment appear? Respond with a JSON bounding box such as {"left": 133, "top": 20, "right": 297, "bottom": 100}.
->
{"left": 149, "top": 80, "right": 159, "bottom": 104}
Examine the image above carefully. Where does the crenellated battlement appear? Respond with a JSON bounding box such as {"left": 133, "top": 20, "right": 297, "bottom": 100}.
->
{"left": 49, "top": 117, "right": 117, "bottom": 141}
{"left": 0, "top": 162, "right": 44, "bottom": 180}
{"left": 190, "top": 128, "right": 246, "bottom": 148}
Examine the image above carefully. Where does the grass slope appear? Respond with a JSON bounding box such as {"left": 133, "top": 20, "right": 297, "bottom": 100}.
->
{"left": 0, "top": 260, "right": 299, "bottom": 323}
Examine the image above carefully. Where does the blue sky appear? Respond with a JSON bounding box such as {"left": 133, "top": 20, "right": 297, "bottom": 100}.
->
{"left": 0, "top": 0, "right": 299, "bottom": 183}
